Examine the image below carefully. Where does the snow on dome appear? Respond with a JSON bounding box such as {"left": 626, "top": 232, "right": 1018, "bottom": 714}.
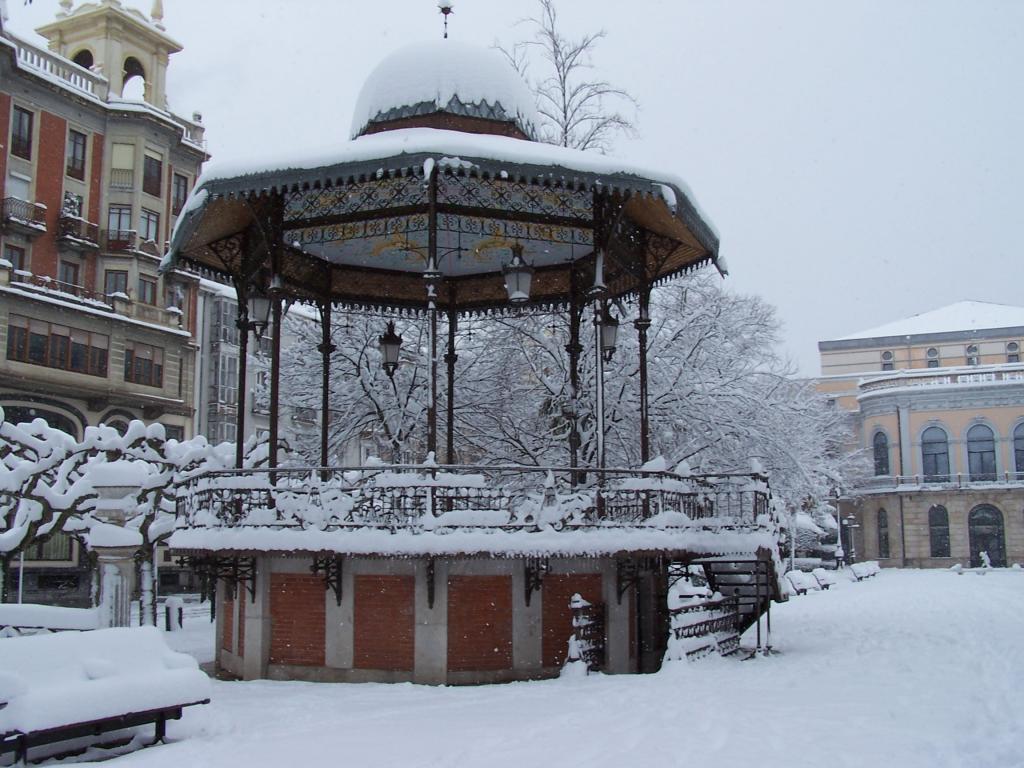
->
{"left": 350, "top": 41, "right": 541, "bottom": 140}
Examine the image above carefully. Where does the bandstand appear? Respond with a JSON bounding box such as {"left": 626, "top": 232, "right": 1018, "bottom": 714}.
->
{"left": 163, "top": 41, "right": 785, "bottom": 683}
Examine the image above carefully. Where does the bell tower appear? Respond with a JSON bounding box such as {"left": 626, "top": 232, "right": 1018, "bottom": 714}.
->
{"left": 35, "top": 0, "right": 182, "bottom": 109}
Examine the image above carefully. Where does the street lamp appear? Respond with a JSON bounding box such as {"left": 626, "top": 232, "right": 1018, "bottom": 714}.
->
{"left": 246, "top": 291, "right": 272, "bottom": 338}
{"left": 502, "top": 242, "right": 533, "bottom": 304}
{"left": 599, "top": 305, "right": 619, "bottom": 362}
{"left": 379, "top": 321, "right": 402, "bottom": 378}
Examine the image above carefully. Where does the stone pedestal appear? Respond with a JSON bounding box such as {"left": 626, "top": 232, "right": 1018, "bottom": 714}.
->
{"left": 94, "top": 544, "right": 140, "bottom": 628}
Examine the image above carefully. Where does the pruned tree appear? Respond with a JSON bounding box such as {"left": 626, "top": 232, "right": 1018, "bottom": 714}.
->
{"left": 498, "top": 0, "right": 638, "bottom": 152}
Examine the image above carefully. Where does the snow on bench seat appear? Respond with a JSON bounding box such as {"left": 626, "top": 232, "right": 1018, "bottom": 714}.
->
{"left": 850, "top": 561, "right": 881, "bottom": 580}
{"left": 784, "top": 570, "right": 820, "bottom": 596}
{"left": 0, "top": 603, "right": 100, "bottom": 635}
{"left": 812, "top": 568, "right": 839, "bottom": 590}
{"left": 0, "top": 627, "right": 210, "bottom": 754}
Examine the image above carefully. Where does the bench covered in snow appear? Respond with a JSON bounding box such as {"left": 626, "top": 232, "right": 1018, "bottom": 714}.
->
{"left": 812, "top": 568, "right": 839, "bottom": 590}
{"left": 0, "top": 603, "right": 100, "bottom": 636}
{"left": 850, "top": 561, "right": 881, "bottom": 581}
{"left": 784, "top": 570, "right": 820, "bottom": 596}
{"left": 0, "top": 627, "right": 210, "bottom": 763}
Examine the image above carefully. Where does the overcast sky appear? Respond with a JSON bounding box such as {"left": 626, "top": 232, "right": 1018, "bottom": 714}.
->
{"left": 9, "top": 1, "right": 1024, "bottom": 374}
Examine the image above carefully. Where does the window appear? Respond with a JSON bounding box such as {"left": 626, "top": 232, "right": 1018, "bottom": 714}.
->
{"left": 4, "top": 243, "right": 27, "bottom": 272}
{"left": 72, "top": 49, "right": 93, "bottom": 69}
{"left": 881, "top": 350, "right": 894, "bottom": 371}
{"left": 58, "top": 260, "right": 80, "bottom": 288}
{"left": 921, "top": 426, "right": 950, "bottom": 482}
{"left": 11, "top": 107, "right": 33, "bottom": 159}
{"left": 172, "top": 173, "right": 189, "bottom": 215}
{"left": 926, "top": 347, "right": 939, "bottom": 368}
{"left": 110, "top": 143, "right": 134, "bottom": 190}
{"left": 140, "top": 208, "right": 160, "bottom": 243}
{"left": 966, "top": 424, "right": 997, "bottom": 481}
{"left": 217, "top": 300, "right": 240, "bottom": 345}
{"left": 872, "top": 432, "right": 890, "bottom": 476}
{"left": 104, "top": 269, "right": 128, "bottom": 296}
{"left": 877, "top": 509, "right": 890, "bottom": 559}
{"left": 1015, "top": 423, "right": 1024, "bottom": 476}
{"left": 6, "top": 314, "right": 108, "bottom": 376}
{"left": 138, "top": 276, "right": 158, "bottom": 305}
{"left": 107, "top": 204, "right": 132, "bottom": 233}
{"left": 966, "top": 344, "right": 979, "bottom": 366}
{"left": 34, "top": 532, "right": 74, "bottom": 561}
{"left": 143, "top": 153, "right": 163, "bottom": 197}
{"left": 66, "top": 129, "right": 87, "bottom": 180}
{"left": 968, "top": 505, "right": 1006, "bottom": 568}
{"left": 164, "top": 424, "right": 185, "bottom": 442}
{"left": 1008, "top": 342, "right": 1020, "bottom": 364}
{"left": 216, "top": 352, "right": 238, "bottom": 405}
{"left": 928, "top": 505, "right": 950, "bottom": 558}
{"left": 124, "top": 341, "right": 164, "bottom": 387}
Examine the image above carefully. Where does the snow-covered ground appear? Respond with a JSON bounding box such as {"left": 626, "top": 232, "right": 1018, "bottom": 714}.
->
{"left": 78, "top": 570, "right": 1024, "bottom": 768}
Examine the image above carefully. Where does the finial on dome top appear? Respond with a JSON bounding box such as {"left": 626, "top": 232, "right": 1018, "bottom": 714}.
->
{"left": 151, "top": 0, "right": 165, "bottom": 30}
{"left": 438, "top": 2, "right": 454, "bottom": 39}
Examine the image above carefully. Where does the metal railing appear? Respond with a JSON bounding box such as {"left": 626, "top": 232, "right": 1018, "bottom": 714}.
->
{"left": 176, "top": 465, "right": 773, "bottom": 533}
{"left": 57, "top": 216, "right": 100, "bottom": 246}
{"left": 9, "top": 272, "right": 111, "bottom": 306}
{"left": 2, "top": 197, "right": 47, "bottom": 230}
{"left": 858, "top": 472, "right": 1024, "bottom": 490}
{"left": 102, "top": 229, "right": 137, "bottom": 253}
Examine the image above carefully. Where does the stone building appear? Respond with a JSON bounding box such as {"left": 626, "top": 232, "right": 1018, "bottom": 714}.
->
{"left": 1, "top": 0, "right": 205, "bottom": 603}
{"left": 817, "top": 301, "right": 1024, "bottom": 568}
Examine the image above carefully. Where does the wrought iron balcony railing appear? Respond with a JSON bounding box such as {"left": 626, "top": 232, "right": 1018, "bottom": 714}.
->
{"left": 102, "top": 229, "right": 137, "bottom": 253}
{"left": 9, "top": 272, "right": 111, "bottom": 306}
{"left": 2, "top": 197, "right": 47, "bottom": 232}
{"left": 176, "top": 465, "right": 773, "bottom": 534}
{"left": 57, "top": 215, "right": 100, "bottom": 247}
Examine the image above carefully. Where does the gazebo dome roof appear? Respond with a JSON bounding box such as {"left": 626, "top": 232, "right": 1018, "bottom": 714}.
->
{"left": 350, "top": 41, "right": 541, "bottom": 141}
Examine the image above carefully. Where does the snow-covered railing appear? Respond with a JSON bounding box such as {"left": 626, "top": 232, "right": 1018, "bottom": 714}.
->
{"left": 7, "top": 30, "right": 108, "bottom": 100}
{"left": 2, "top": 197, "right": 47, "bottom": 231}
{"left": 175, "top": 465, "right": 773, "bottom": 533}
{"left": 857, "top": 472, "right": 1024, "bottom": 491}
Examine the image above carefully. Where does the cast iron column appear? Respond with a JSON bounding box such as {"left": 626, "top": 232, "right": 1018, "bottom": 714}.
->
{"left": 426, "top": 165, "right": 439, "bottom": 459}
{"left": 234, "top": 285, "right": 249, "bottom": 470}
{"left": 635, "top": 287, "right": 651, "bottom": 464}
{"left": 566, "top": 268, "right": 583, "bottom": 484}
{"left": 268, "top": 292, "right": 282, "bottom": 475}
{"left": 445, "top": 293, "right": 457, "bottom": 464}
{"left": 318, "top": 301, "right": 335, "bottom": 478}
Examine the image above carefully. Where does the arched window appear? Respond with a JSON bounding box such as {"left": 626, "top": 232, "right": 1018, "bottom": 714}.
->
{"left": 968, "top": 505, "right": 1006, "bottom": 567}
{"left": 72, "top": 49, "right": 94, "bottom": 70}
{"left": 881, "top": 350, "right": 894, "bottom": 371}
{"left": 1, "top": 406, "right": 79, "bottom": 439}
{"left": 123, "top": 56, "right": 145, "bottom": 84}
{"left": 928, "top": 505, "right": 950, "bottom": 558}
{"left": 1014, "top": 423, "right": 1024, "bottom": 477}
{"left": 1008, "top": 341, "right": 1020, "bottom": 364}
{"left": 966, "top": 344, "right": 979, "bottom": 366}
{"left": 926, "top": 347, "right": 939, "bottom": 368}
{"left": 877, "top": 508, "right": 890, "bottom": 559}
{"left": 921, "top": 426, "right": 950, "bottom": 482}
{"left": 967, "top": 424, "right": 996, "bottom": 481}
{"left": 872, "top": 432, "right": 890, "bottom": 476}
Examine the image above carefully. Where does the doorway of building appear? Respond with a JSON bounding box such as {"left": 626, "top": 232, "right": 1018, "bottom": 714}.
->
{"left": 968, "top": 505, "right": 1006, "bottom": 568}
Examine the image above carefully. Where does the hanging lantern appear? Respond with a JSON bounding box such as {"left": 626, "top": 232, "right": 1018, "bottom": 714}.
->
{"left": 379, "top": 321, "right": 402, "bottom": 378}
{"left": 599, "top": 306, "right": 619, "bottom": 362}
{"left": 247, "top": 292, "right": 272, "bottom": 338}
{"left": 502, "top": 242, "right": 534, "bottom": 304}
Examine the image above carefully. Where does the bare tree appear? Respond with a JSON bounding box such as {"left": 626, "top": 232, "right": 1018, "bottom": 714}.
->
{"left": 499, "top": 0, "right": 638, "bottom": 152}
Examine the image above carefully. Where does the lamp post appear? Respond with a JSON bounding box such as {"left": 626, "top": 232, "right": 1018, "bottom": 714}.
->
{"left": 233, "top": 287, "right": 274, "bottom": 469}
{"left": 845, "top": 513, "right": 860, "bottom": 564}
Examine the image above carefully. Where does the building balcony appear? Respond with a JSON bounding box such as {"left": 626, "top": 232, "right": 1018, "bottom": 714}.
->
{"left": 108, "top": 169, "right": 135, "bottom": 191}
{"left": 101, "top": 229, "right": 138, "bottom": 253}
{"left": 6, "top": 271, "right": 111, "bottom": 307}
{"left": 2, "top": 197, "right": 47, "bottom": 237}
{"left": 855, "top": 472, "right": 1024, "bottom": 493}
{"left": 57, "top": 216, "right": 100, "bottom": 251}
{"left": 177, "top": 465, "right": 774, "bottom": 539}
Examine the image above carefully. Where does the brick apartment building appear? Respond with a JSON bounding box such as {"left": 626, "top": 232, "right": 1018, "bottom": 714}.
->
{"left": 1, "top": 0, "right": 205, "bottom": 603}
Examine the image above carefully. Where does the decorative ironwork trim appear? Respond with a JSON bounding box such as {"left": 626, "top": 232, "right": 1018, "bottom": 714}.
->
{"left": 523, "top": 557, "right": 548, "bottom": 606}
{"left": 311, "top": 554, "right": 344, "bottom": 605}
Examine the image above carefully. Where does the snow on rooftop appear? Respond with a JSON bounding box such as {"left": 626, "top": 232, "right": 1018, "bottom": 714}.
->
{"left": 832, "top": 301, "right": 1024, "bottom": 341}
{"left": 349, "top": 40, "right": 540, "bottom": 140}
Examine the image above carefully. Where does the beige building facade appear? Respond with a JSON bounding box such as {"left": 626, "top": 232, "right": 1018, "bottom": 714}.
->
{"left": 817, "top": 301, "right": 1024, "bottom": 569}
